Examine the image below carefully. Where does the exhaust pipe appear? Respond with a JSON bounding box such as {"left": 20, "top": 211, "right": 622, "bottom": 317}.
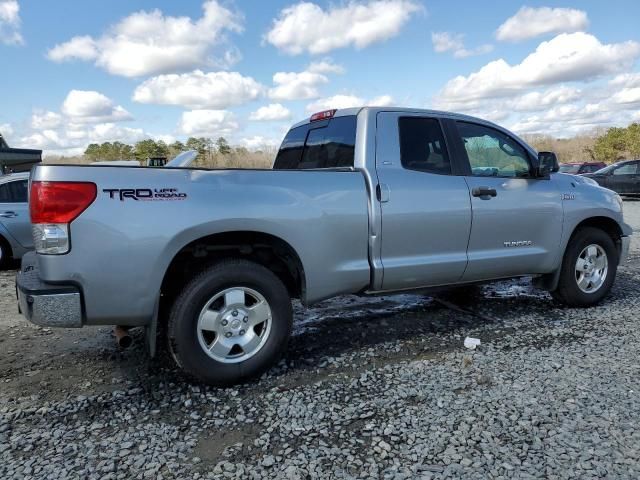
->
{"left": 114, "top": 326, "right": 132, "bottom": 349}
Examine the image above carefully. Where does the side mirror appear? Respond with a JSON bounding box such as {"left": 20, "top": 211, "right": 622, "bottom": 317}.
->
{"left": 537, "top": 151, "right": 559, "bottom": 177}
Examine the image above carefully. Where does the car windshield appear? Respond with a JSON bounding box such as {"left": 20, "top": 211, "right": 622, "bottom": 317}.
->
{"left": 593, "top": 164, "right": 616, "bottom": 174}
{"left": 559, "top": 164, "right": 580, "bottom": 174}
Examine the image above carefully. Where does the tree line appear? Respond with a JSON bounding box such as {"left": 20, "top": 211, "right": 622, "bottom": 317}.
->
{"left": 84, "top": 137, "right": 238, "bottom": 164}
{"left": 524, "top": 122, "right": 640, "bottom": 164}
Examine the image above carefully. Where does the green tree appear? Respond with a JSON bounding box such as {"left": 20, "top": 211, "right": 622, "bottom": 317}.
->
{"left": 216, "top": 137, "right": 231, "bottom": 155}
{"left": 84, "top": 143, "right": 101, "bottom": 161}
{"left": 169, "top": 140, "right": 186, "bottom": 157}
{"left": 134, "top": 139, "right": 159, "bottom": 162}
{"left": 593, "top": 127, "right": 628, "bottom": 163}
{"left": 185, "top": 137, "right": 208, "bottom": 163}
{"left": 626, "top": 123, "right": 640, "bottom": 159}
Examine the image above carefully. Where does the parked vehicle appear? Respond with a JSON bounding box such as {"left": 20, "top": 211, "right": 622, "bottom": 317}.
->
{"left": 0, "top": 172, "right": 32, "bottom": 266}
{"left": 559, "top": 162, "right": 606, "bottom": 175}
{"left": 583, "top": 160, "right": 640, "bottom": 195}
{"left": 16, "top": 107, "right": 631, "bottom": 385}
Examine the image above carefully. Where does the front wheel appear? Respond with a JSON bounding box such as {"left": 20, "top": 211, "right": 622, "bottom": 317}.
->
{"left": 551, "top": 227, "right": 618, "bottom": 307}
{"left": 167, "top": 259, "right": 293, "bottom": 385}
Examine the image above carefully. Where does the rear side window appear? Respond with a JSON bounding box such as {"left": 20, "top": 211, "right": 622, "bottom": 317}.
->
{"left": 273, "top": 116, "right": 357, "bottom": 169}
{"left": 398, "top": 117, "right": 451, "bottom": 175}
{"left": 0, "top": 180, "right": 27, "bottom": 203}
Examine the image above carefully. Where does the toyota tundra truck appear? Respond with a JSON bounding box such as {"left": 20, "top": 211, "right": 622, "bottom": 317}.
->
{"left": 16, "top": 107, "right": 631, "bottom": 385}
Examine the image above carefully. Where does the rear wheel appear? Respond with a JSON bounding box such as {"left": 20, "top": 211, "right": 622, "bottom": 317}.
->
{"left": 167, "top": 259, "right": 292, "bottom": 385}
{"left": 551, "top": 227, "right": 618, "bottom": 307}
{"left": 0, "top": 236, "right": 11, "bottom": 269}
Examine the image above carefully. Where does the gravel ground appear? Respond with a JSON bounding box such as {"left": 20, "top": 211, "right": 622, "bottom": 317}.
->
{"left": 1, "top": 201, "right": 640, "bottom": 479}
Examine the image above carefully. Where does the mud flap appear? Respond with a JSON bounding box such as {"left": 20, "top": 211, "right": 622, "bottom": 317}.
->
{"left": 532, "top": 268, "right": 561, "bottom": 292}
{"left": 145, "top": 294, "right": 160, "bottom": 358}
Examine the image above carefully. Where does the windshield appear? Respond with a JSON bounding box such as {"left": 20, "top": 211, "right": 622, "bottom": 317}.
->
{"left": 559, "top": 164, "right": 580, "bottom": 174}
{"left": 165, "top": 150, "right": 198, "bottom": 168}
{"left": 593, "top": 164, "right": 615, "bottom": 174}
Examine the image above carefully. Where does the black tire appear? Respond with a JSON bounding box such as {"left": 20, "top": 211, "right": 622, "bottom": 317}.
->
{"left": 0, "top": 236, "right": 11, "bottom": 270}
{"left": 167, "top": 259, "right": 292, "bottom": 385}
{"left": 551, "top": 227, "right": 618, "bottom": 307}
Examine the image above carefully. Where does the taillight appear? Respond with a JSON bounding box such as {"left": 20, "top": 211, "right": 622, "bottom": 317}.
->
{"left": 310, "top": 109, "right": 336, "bottom": 122}
{"left": 30, "top": 181, "right": 96, "bottom": 254}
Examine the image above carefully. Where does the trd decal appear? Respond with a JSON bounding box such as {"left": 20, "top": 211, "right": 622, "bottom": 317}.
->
{"left": 103, "top": 188, "right": 187, "bottom": 201}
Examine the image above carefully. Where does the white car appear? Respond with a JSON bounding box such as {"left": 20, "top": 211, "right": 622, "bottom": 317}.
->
{"left": 0, "top": 172, "right": 32, "bottom": 266}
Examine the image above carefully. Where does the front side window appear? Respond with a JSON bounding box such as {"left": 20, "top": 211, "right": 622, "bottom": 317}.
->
{"left": 273, "top": 116, "right": 357, "bottom": 169}
{"left": 457, "top": 122, "right": 531, "bottom": 178}
{"left": 612, "top": 163, "right": 638, "bottom": 175}
{"left": 398, "top": 117, "right": 451, "bottom": 175}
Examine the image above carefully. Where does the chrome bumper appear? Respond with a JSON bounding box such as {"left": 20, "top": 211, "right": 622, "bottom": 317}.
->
{"left": 620, "top": 236, "right": 630, "bottom": 264}
{"left": 16, "top": 252, "right": 83, "bottom": 328}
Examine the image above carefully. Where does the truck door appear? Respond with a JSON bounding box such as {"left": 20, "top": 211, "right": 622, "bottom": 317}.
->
{"left": 375, "top": 112, "right": 472, "bottom": 290}
{"left": 0, "top": 178, "right": 32, "bottom": 249}
{"left": 449, "top": 120, "right": 563, "bottom": 281}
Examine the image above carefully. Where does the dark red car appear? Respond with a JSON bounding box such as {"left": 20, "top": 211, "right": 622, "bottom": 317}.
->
{"left": 558, "top": 162, "right": 606, "bottom": 175}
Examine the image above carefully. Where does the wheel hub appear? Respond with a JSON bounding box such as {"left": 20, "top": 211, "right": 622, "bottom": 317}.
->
{"left": 196, "top": 287, "right": 272, "bottom": 364}
{"left": 575, "top": 244, "right": 608, "bottom": 294}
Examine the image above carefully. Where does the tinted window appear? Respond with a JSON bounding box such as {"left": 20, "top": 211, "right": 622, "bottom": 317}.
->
{"left": 457, "top": 122, "right": 531, "bottom": 178}
{"left": 0, "top": 180, "right": 27, "bottom": 203}
{"left": 0, "top": 183, "right": 9, "bottom": 202}
{"left": 273, "top": 116, "right": 357, "bottom": 169}
{"left": 612, "top": 163, "right": 638, "bottom": 175}
{"left": 559, "top": 164, "right": 580, "bottom": 174}
{"left": 11, "top": 180, "right": 28, "bottom": 202}
{"left": 398, "top": 117, "right": 451, "bottom": 175}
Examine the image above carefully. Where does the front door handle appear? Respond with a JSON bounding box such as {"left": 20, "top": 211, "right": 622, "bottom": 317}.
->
{"left": 471, "top": 186, "right": 497, "bottom": 198}
{"left": 0, "top": 211, "right": 17, "bottom": 218}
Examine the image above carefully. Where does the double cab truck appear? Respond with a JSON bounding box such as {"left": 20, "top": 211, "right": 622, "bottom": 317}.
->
{"left": 17, "top": 107, "right": 631, "bottom": 385}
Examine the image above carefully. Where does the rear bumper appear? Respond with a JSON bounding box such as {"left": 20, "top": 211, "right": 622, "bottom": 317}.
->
{"left": 16, "top": 252, "right": 83, "bottom": 328}
{"left": 620, "top": 236, "right": 630, "bottom": 264}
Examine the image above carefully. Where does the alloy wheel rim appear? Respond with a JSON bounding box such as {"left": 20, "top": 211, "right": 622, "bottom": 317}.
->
{"left": 575, "top": 244, "right": 608, "bottom": 294}
{"left": 197, "top": 287, "right": 272, "bottom": 364}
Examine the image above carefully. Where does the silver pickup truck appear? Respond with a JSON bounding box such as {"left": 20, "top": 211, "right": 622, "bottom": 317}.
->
{"left": 17, "top": 107, "right": 631, "bottom": 385}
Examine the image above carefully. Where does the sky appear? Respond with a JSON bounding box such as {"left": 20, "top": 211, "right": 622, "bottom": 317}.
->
{"left": 0, "top": 0, "right": 639, "bottom": 156}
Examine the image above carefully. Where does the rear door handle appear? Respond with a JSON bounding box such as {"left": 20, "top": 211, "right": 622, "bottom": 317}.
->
{"left": 471, "top": 186, "right": 497, "bottom": 198}
{"left": 0, "top": 211, "right": 17, "bottom": 218}
{"left": 376, "top": 184, "right": 390, "bottom": 203}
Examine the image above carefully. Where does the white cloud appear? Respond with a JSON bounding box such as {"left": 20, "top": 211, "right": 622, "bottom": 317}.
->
{"left": 62, "top": 90, "right": 133, "bottom": 123}
{"left": 307, "top": 59, "right": 345, "bottom": 74}
{"left": 17, "top": 123, "right": 151, "bottom": 157}
{"left": 0, "top": 0, "right": 22, "bottom": 45}
{"left": 431, "top": 32, "right": 493, "bottom": 59}
{"left": 249, "top": 104, "right": 292, "bottom": 121}
{"left": 177, "top": 109, "right": 239, "bottom": 136}
{"left": 47, "top": 35, "right": 98, "bottom": 61}
{"left": 438, "top": 33, "right": 640, "bottom": 104}
{"left": 610, "top": 73, "right": 640, "bottom": 88}
{"left": 496, "top": 6, "right": 589, "bottom": 43}
{"left": 306, "top": 93, "right": 394, "bottom": 112}
{"left": 30, "top": 110, "right": 63, "bottom": 129}
{"left": 611, "top": 87, "right": 640, "bottom": 106}
{"left": 269, "top": 71, "right": 328, "bottom": 101}
{"left": 265, "top": 0, "right": 421, "bottom": 55}
{"left": 240, "top": 135, "right": 281, "bottom": 151}
{"left": 46, "top": 1, "right": 243, "bottom": 77}
{"left": 133, "top": 70, "right": 263, "bottom": 109}
{"left": 510, "top": 86, "right": 582, "bottom": 112}
{"left": 0, "top": 122, "right": 13, "bottom": 138}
